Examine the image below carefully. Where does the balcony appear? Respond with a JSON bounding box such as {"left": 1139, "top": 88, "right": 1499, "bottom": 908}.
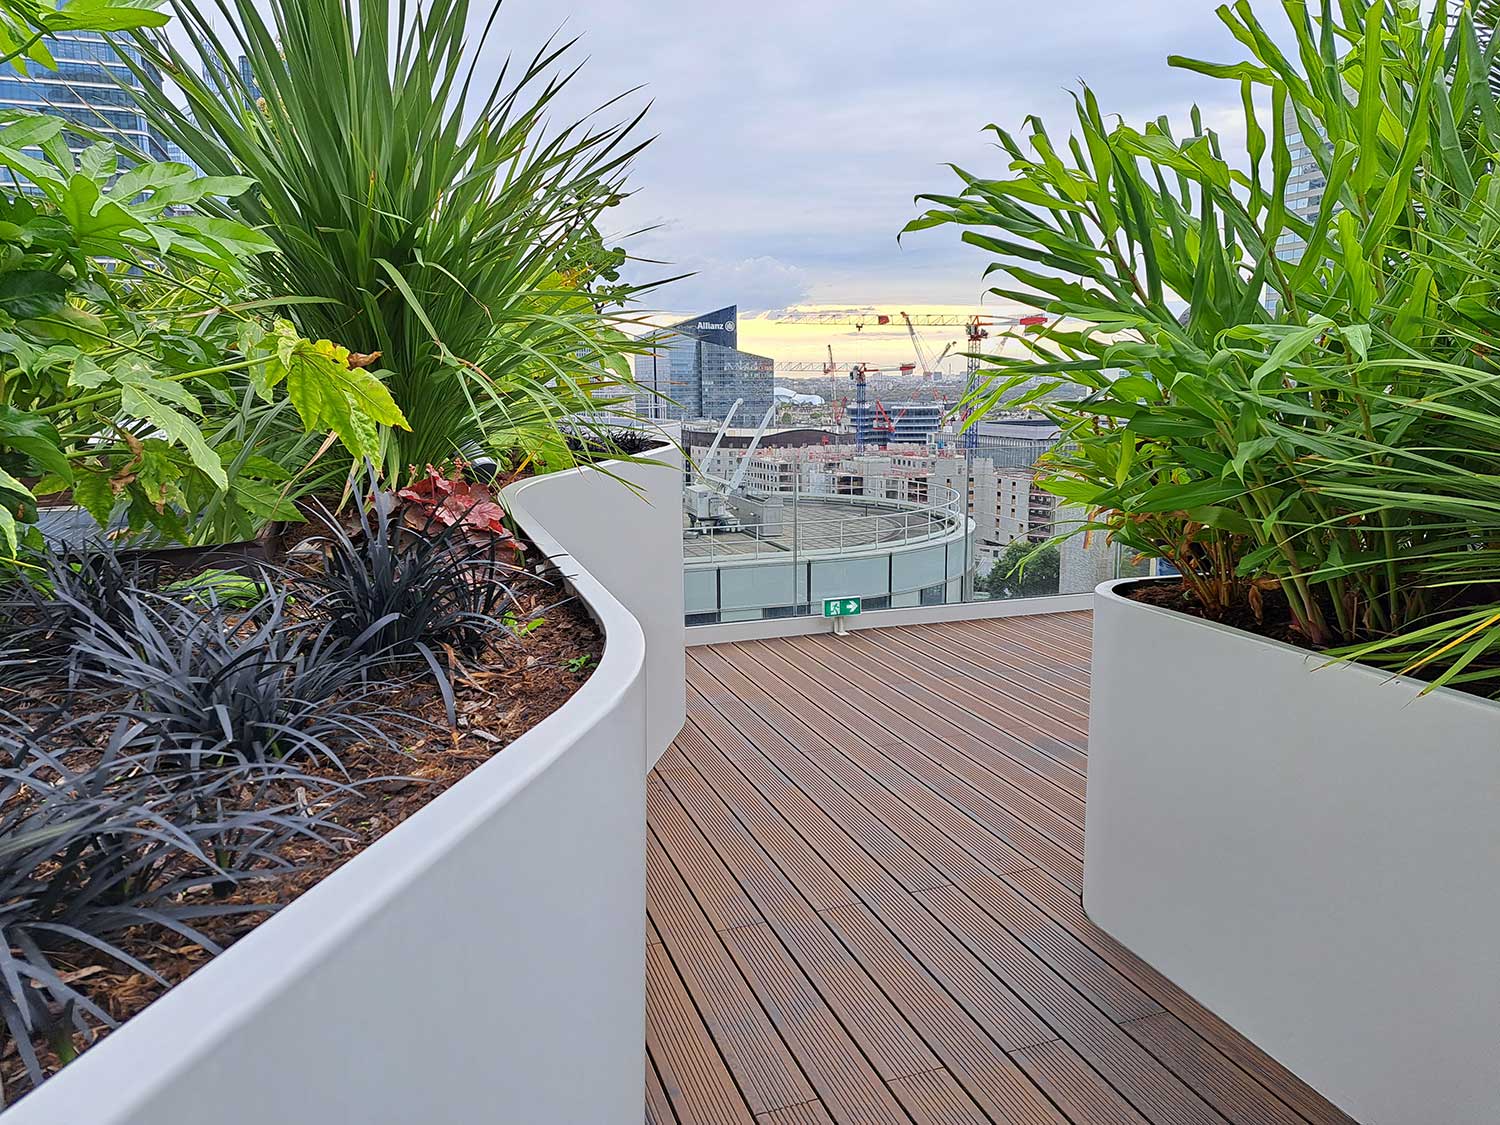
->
{"left": 646, "top": 613, "right": 1354, "bottom": 1125}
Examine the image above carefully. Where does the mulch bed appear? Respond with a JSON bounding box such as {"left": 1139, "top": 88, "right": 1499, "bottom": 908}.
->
{"left": 1124, "top": 578, "right": 1309, "bottom": 647}
{"left": 0, "top": 544, "right": 602, "bottom": 1097}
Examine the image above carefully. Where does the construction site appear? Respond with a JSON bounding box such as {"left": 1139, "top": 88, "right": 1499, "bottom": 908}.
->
{"left": 763, "top": 309, "right": 1050, "bottom": 451}
{"left": 651, "top": 304, "right": 1128, "bottom": 624}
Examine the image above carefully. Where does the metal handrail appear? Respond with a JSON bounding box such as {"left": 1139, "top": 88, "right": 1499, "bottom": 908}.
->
{"left": 684, "top": 477, "right": 967, "bottom": 564}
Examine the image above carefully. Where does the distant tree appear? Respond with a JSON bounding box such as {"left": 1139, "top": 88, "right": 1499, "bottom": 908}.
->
{"left": 980, "top": 542, "right": 1061, "bottom": 600}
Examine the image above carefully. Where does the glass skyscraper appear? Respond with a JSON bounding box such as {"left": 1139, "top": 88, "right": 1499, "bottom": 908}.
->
{"left": 634, "top": 305, "right": 775, "bottom": 424}
{"left": 0, "top": 31, "right": 170, "bottom": 164}
{"left": 1275, "top": 100, "right": 1328, "bottom": 264}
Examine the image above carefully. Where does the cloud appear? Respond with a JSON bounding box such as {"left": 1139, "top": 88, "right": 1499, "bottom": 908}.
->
{"left": 461, "top": 2, "right": 1279, "bottom": 309}
{"left": 630, "top": 254, "right": 812, "bottom": 317}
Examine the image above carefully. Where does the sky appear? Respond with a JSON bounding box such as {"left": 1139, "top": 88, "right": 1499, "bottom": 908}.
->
{"left": 471, "top": 0, "right": 1262, "bottom": 369}
{"left": 199, "top": 0, "right": 1273, "bottom": 371}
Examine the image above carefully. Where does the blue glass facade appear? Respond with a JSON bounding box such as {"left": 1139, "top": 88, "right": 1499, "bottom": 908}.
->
{"left": 205, "top": 52, "right": 261, "bottom": 108}
{"left": 634, "top": 304, "right": 775, "bottom": 423}
{"left": 0, "top": 31, "right": 170, "bottom": 167}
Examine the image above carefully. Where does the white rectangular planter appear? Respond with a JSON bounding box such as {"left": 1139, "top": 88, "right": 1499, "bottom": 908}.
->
{"left": 503, "top": 439, "right": 686, "bottom": 765}
{"left": 4, "top": 464, "right": 657, "bottom": 1125}
{"left": 1085, "top": 578, "right": 1500, "bottom": 1125}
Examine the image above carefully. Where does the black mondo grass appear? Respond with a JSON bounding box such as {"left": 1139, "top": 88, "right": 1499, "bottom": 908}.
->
{"left": 0, "top": 543, "right": 158, "bottom": 682}
{"left": 0, "top": 724, "right": 357, "bottom": 1103}
{"left": 294, "top": 490, "right": 525, "bottom": 722}
{"left": 63, "top": 585, "right": 401, "bottom": 774}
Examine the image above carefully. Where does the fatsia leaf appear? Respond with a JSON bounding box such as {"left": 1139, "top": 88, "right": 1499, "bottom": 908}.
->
{"left": 0, "top": 269, "right": 69, "bottom": 319}
{"left": 70, "top": 469, "right": 115, "bottom": 528}
{"left": 107, "top": 359, "right": 226, "bottom": 490}
{"left": 0, "top": 406, "right": 69, "bottom": 479}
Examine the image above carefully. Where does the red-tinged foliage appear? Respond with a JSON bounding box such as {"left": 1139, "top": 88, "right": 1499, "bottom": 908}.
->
{"left": 395, "top": 463, "right": 521, "bottom": 549}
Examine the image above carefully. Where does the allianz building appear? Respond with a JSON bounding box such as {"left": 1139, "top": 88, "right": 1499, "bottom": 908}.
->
{"left": 634, "top": 305, "right": 775, "bottom": 424}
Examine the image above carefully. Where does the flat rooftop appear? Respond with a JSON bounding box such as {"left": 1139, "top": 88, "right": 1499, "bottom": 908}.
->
{"left": 646, "top": 615, "right": 1357, "bottom": 1125}
{"left": 684, "top": 498, "right": 952, "bottom": 560}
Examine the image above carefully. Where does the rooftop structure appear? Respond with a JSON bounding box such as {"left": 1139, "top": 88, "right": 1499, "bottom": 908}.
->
{"left": 683, "top": 484, "right": 974, "bottom": 625}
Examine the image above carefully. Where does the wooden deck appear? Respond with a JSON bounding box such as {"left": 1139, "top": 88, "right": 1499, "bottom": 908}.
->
{"left": 646, "top": 613, "right": 1359, "bottom": 1125}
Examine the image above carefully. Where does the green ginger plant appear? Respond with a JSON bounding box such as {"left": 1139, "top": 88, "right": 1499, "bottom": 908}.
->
{"left": 907, "top": 0, "right": 1500, "bottom": 696}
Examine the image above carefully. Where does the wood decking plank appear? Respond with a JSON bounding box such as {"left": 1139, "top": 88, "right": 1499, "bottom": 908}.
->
{"left": 648, "top": 941, "right": 758, "bottom": 1125}
{"left": 800, "top": 632, "right": 1089, "bottom": 790}
{"left": 688, "top": 649, "right": 1158, "bottom": 1028}
{"left": 1010, "top": 1039, "right": 1149, "bottom": 1125}
{"left": 995, "top": 868, "right": 1359, "bottom": 1125}
{"left": 740, "top": 641, "right": 1084, "bottom": 860}
{"left": 851, "top": 627, "right": 1090, "bottom": 742}
{"left": 887, "top": 1069, "right": 1006, "bottom": 1125}
{"left": 658, "top": 751, "right": 945, "bottom": 1085}
{"left": 727, "top": 641, "right": 1084, "bottom": 889}
{"left": 969, "top": 617, "right": 1092, "bottom": 668}
{"left": 780, "top": 639, "right": 1086, "bottom": 822}
{"left": 650, "top": 615, "right": 1358, "bottom": 1125}
{"left": 938, "top": 621, "right": 1093, "bottom": 696}
{"left": 754, "top": 1100, "right": 837, "bottom": 1125}
{"left": 726, "top": 923, "right": 917, "bottom": 1125}
{"left": 648, "top": 829, "right": 819, "bottom": 1115}
{"left": 649, "top": 1051, "right": 682, "bottom": 1125}
{"left": 674, "top": 706, "right": 1071, "bottom": 1125}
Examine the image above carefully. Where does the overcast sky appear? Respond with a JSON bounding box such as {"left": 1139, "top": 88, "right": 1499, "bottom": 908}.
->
{"left": 475, "top": 2, "right": 1249, "bottom": 301}
{"left": 467, "top": 0, "right": 1265, "bottom": 365}
{"left": 201, "top": 0, "right": 1270, "bottom": 368}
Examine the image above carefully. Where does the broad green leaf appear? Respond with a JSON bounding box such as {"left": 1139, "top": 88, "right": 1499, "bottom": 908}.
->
{"left": 70, "top": 469, "right": 115, "bottom": 528}
{"left": 0, "top": 269, "right": 69, "bottom": 319}
{"left": 0, "top": 405, "right": 69, "bottom": 478}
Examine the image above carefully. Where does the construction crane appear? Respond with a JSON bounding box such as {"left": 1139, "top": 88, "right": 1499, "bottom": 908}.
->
{"left": 872, "top": 400, "right": 899, "bottom": 448}
{"left": 850, "top": 363, "right": 876, "bottom": 453}
{"left": 767, "top": 309, "right": 1047, "bottom": 448}
{"left": 900, "top": 312, "right": 947, "bottom": 379}
{"left": 683, "top": 401, "right": 778, "bottom": 529}
{"left": 774, "top": 360, "right": 894, "bottom": 373}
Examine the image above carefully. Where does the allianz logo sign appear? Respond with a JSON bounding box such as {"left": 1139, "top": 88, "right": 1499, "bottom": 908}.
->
{"left": 697, "top": 320, "right": 736, "bottom": 334}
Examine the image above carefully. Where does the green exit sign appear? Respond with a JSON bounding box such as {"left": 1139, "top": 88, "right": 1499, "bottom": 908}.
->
{"left": 823, "top": 597, "right": 862, "bottom": 618}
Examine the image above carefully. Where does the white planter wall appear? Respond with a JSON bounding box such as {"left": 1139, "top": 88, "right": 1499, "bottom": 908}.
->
{"left": 5, "top": 468, "right": 654, "bottom": 1125}
{"left": 503, "top": 440, "right": 686, "bottom": 765}
{"left": 1085, "top": 579, "right": 1500, "bottom": 1125}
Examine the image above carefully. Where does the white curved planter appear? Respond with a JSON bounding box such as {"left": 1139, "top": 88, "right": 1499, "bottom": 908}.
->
{"left": 4, "top": 466, "right": 657, "bottom": 1125}
{"left": 502, "top": 440, "right": 686, "bottom": 765}
{"left": 1085, "top": 578, "right": 1500, "bottom": 1125}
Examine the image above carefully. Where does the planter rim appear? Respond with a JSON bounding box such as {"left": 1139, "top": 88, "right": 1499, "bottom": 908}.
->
{"left": 3, "top": 461, "right": 648, "bottom": 1123}
{"left": 1096, "top": 576, "right": 1500, "bottom": 715}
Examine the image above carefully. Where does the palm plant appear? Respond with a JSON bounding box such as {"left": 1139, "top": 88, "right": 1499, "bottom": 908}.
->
{"left": 129, "top": 0, "right": 658, "bottom": 480}
{"left": 906, "top": 0, "right": 1500, "bottom": 696}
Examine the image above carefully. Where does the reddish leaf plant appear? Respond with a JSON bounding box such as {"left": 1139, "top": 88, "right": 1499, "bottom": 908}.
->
{"left": 395, "top": 463, "right": 521, "bottom": 550}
